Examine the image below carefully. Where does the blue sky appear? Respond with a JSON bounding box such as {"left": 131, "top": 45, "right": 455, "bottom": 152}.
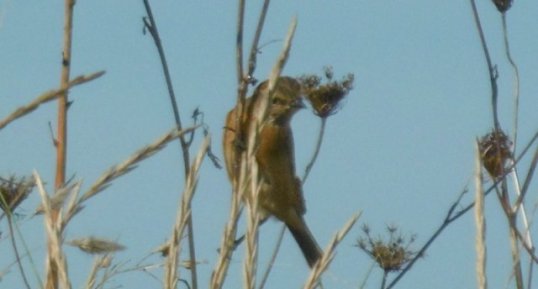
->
{"left": 1, "top": 1, "right": 538, "bottom": 289}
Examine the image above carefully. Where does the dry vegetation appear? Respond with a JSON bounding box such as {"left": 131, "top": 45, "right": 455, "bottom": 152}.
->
{"left": 1, "top": 0, "right": 537, "bottom": 289}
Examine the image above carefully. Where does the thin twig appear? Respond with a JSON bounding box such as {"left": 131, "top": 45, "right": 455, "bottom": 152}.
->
{"left": 258, "top": 225, "right": 285, "bottom": 289}
{"left": 247, "top": 0, "right": 272, "bottom": 79}
{"left": 469, "top": 0, "right": 500, "bottom": 131}
{"left": 142, "top": 2, "right": 199, "bottom": 288}
{"left": 387, "top": 132, "right": 538, "bottom": 289}
{"left": 236, "top": 0, "right": 245, "bottom": 86}
{"left": 303, "top": 118, "right": 327, "bottom": 182}
{"left": 6, "top": 214, "right": 32, "bottom": 289}
{"left": 501, "top": 14, "right": 521, "bottom": 153}
{"left": 0, "top": 71, "right": 105, "bottom": 131}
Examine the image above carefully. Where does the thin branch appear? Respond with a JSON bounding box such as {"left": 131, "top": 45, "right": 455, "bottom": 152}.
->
{"left": 303, "top": 118, "right": 327, "bottom": 182}
{"left": 142, "top": 2, "right": 199, "bottom": 288}
{"left": 0, "top": 71, "right": 105, "bottom": 131}
{"left": 247, "top": 0, "right": 271, "bottom": 79}
{"left": 469, "top": 0, "right": 500, "bottom": 130}
{"left": 5, "top": 214, "right": 32, "bottom": 289}
{"left": 236, "top": 0, "right": 245, "bottom": 86}
{"left": 514, "top": 139, "right": 538, "bottom": 210}
{"left": 258, "top": 225, "right": 286, "bottom": 289}
{"left": 501, "top": 14, "right": 521, "bottom": 153}
{"left": 387, "top": 132, "right": 538, "bottom": 288}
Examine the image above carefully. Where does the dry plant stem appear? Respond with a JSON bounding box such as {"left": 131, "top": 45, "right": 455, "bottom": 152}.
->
{"left": 501, "top": 14, "right": 521, "bottom": 152}
{"left": 35, "top": 172, "right": 72, "bottom": 289}
{"left": 235, "top": 0, "right": 271, "bottom": 183}
{"left": 358, "top": 262, "right": 376, "bottom": 289}
{"left": 247, "top": 17, "right": 296, "bottom": 286}
{"left": 0, "top": 71, "right": 104, "bottom": 131}
{"left": 267, "top": 17, "right": 296, "bottom": 88}
{"left": 209, "top": 187, "right": 242, "bottom": 289}
{"left": 247, "top": 0, "right": 271, "bottom": 77}
{"left": 303, "top": 118, "right": 327, "bottom": 182}
{"left": 243, "top": 158, "right": 261, "bottom": 289}
{"left": 142, "top": 3, "right": 198, "bottom": 288}
{"left": 499, "top": 188, "right": 524, "bottom": 289}
{"left": 469, "top": 0, "right": 500, "bottom": 131}
{"left": 386, "top": 133, "right": 538, "bottom": 289}
{"left": 77, "top": 127, "right": 196, "bottom": 205}
{"left": 262, "top": 116, "right": 324, "bottom": 287}
{"left": 235, "top": 0, "right": 249, "bottom": 140}
{"left": 47, "top": 0, "right": 75, "bottom": 288}
{"left": 210, "top": 3, "right": 247, "bottom": 287}
{"left": 236, "top": 0, "right": 245, "bottom": 86}
{"left": 303, "top": 213, "right": 360, "bottom": 289}
{"left": 474, "top": 143, "right": 487, "bottom": 289}
{"left": 165, "top": 137, "right": 209, "bottom": 289}
{"left": 5, "top": 213, "right": 31, "bottom": 289}
{"left": 258, "top": 225, "right": 285, "bottom": 289}
{"left": 84, "top": 257, "right": 100, "bottom": 289}
{"left": 516, "top": 146, "right": 538, "bottom": 210}
{"left": 55, "top": 0, "right": 74, "bottom": 189}
{"left": 509, "top": 220, "right": 524, "bottom": 289}
{"left": 380, "top": 271, "right": 388, "bottom": 289}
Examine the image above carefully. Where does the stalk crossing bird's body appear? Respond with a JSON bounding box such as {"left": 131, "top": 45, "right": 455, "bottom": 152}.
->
{"left": 223, "top": 77, "right": 322, "bottom": 267}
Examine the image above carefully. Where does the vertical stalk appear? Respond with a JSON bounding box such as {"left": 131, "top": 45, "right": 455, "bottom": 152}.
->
{"left": 55, "top": 0, "right": 74, "bottom": 189}
{"left": 475, "top": 143, "right": 487, "bottom": 289}
{"left": 469, "top": 0, "right": 500, "bottom": 131}
{"left": 142, "top": 1, "right": 197, "bottom": 288}
{"left": 48, "top": 1, "right": 75, "bottom": 288}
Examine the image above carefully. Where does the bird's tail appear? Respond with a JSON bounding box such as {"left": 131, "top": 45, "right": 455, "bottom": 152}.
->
{"left": 287, "top": 218, "right": 322, "bottom": 268}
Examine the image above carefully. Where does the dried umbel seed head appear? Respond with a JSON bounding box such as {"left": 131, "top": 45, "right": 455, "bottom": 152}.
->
{"left": 492, "top": 0, "right": 512, "bottom": 13}
{"left": 478, "top": 129, "right": 512, "bottom": 179}
{"left": 0, "top": 176, "right": 34, "bottom": 214}
{"left": 299, "top": 68, "right": 354, "bottom": 118}
{"left": 357, "top": 224, "right": 419, "bottom": 273}
{"left": 372, "top": 243, "right": 408, "bottom": 271}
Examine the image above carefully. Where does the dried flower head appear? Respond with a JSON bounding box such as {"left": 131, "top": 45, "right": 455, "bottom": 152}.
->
{"left": 67, "top": 236, "right": 125, "bottom": 254}
{"left": 478, "top": 129, "right": 512, "bottom": 179}
{"left": 492, "top": 0, "right": 512, "bottom": 13}
{"left": 0, "top": 176, "right": 34, "bottom": 215}
{"left": 299, "top": 67, "right": 354, "bottom": 118}
{"left": 357, "top": 224, "right": 419, "bottom": 272}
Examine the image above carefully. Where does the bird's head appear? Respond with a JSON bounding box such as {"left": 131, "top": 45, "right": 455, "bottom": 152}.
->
{"left": 254, "top": 76, "right": 305, "bottom": 124}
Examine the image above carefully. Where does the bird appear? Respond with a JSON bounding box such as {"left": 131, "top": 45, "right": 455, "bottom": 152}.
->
{"left": 223, "top": 76, "right": 322, "bottom": 267}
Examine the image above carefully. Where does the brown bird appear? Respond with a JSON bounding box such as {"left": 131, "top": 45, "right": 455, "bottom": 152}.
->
{"left": 223, "top": 76, "right": 322, "bottom": 267}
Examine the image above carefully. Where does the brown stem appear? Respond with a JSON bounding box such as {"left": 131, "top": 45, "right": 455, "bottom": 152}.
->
{"left": 48, "top": 0, "right": 75, "bottom": 288}
{"left": 6, "top": 214, "right": 31, "bottom": 289}
{"left": 142, "top": 1, "right": 198, "bottom": 288}
{"left": 303, "top": 118, "right": 327, "bottom": 182}
{"left": 469, "top": 0, "right": 500, "bottom": 131}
